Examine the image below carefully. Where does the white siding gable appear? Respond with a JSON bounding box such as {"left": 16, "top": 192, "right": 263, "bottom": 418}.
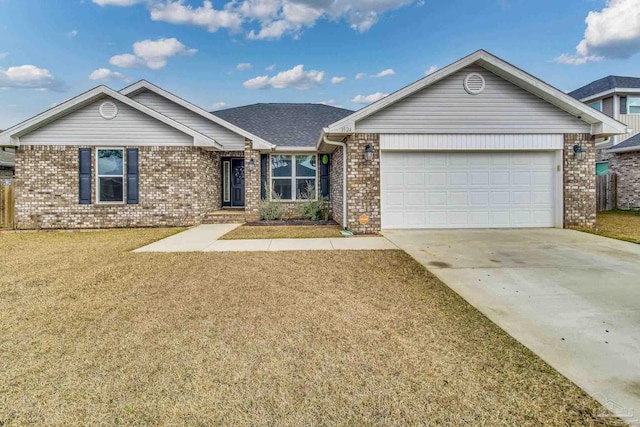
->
{"left": 357, "top": 65, "right": 590, "bottom": 134}
{"left": 131, "top": 90, "right": 245, "bottom": 150}
{"left": 21, "top": 96, "right": 193, "bottom": 146}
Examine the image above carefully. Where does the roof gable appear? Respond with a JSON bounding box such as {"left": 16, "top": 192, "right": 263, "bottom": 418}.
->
{"left": 120, "top": 80, "right": 274, "bottom": 149}
{"left": 326, "top": 50, "right": 628, "bottom": 138}
{"left": 0, "top": 86, "right": 221, "bottom": 149}
{"left": 569, "top": 76, "right": 640, "bottom": 101}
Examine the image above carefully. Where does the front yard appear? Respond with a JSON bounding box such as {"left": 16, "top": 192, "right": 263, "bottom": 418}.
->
{"left": 220, "top": 224, "right": 344, "bottom": 240}
{"left": 592, "top": 210, "right": 640, "bottom": 244}
{"left": 0, "top": 229, "right": 618, "bottom": 425}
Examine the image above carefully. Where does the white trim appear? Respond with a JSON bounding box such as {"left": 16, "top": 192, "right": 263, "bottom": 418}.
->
{"left": 273, "top": 146, "right": 317, "bottom": 152}
{"left": 120, "top": 80, "right": 275, "bottom": 150}
{"left": 325, "top": 50, "right": 627, "bottom": 137}
{"left": 580, "top": 88, "right": 640, "bottom": 103}
{"left": 555, "top": 150, "right": 564, "bottom": 229}
{"left": 0, "top": 85, "right": 223, "bottom": 149}
{"left": 96, "top": 147, "right": 125, "bottom": 205}
{"left": 380, "top": 134, "right": 564, "bottom": 151}
{"left": 625, "top": 96, "right": 640, "bottom": 115}
{"left": 269, "top": 153, "right": 318, "bottom": 201}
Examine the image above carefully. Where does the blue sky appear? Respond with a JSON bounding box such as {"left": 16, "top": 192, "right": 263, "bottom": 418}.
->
{"left": 0, "top": 0, "right": 639, "bottom": 129}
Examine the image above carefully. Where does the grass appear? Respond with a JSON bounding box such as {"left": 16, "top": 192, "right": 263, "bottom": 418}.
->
{"left": 0, "top": 229, "right": 620, "bottom": 426}
{"left": 220, "top": 224, "right": 344, "bottom": 239}
{"left": 588, "top": 210, "right": 640, "bottom": 244}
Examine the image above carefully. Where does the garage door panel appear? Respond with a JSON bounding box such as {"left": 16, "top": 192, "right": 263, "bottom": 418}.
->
{"left": 381, "top": 151, "right": 557, "bottom": 229}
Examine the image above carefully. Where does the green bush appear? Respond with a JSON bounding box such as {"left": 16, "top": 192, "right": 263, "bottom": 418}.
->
{"left": 295, "top": 182, "right": 329, "bottom": 221}
{"left": 259, "top": 187, "right": 286, "bottom": 220}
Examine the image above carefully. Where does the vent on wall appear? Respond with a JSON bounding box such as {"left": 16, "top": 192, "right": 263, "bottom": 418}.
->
{"left": 99, "top": 101, "right": 118, "bottom": 120}
{"left": 463, "top": 73, "right": 485, "bottom": 95}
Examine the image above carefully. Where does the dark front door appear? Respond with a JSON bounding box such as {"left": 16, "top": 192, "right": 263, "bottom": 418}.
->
{"left": 230, "top": 158, "right": 245, "bottom": 207}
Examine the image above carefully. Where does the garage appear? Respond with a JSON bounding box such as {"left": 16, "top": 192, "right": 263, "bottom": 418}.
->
{"left": 381, "top": 150, "right": 559, "bottom": 229}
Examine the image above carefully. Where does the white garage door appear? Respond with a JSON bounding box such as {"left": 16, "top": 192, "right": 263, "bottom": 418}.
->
{"left": 381, "top": 151, "right": 557, "bottom": 229}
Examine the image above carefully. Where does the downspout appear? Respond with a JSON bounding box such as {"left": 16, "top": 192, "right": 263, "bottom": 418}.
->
{"left": 323, "top": 135, "right": 348, "bottom": 229}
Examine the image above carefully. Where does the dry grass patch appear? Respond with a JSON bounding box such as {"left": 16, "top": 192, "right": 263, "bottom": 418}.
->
{"left": 220, "top": 224, "right": 343, "bottom": 239}
{"left": 587, "top": 210, "right": 640, "bottom": 244}
{"left": 0, "top": 229, "right": 619, "bottom": 426}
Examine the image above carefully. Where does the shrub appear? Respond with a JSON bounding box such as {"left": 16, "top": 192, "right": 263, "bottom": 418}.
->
{"left": 295, "top": 182, "right": 329, "bottom": 221}
{"left": 259, "top": 187, "right": 286, "bottom": 220}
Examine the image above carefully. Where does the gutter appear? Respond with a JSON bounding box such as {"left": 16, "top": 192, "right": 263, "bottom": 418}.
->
{"left": 322, "top": 135, "right": 348, "bottom": 230}
{"left": 606, "top": 145, "right": 640, "bottom": 154}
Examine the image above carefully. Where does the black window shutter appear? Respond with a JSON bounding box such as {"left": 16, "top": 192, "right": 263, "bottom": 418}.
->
{"left": 620, "top": 96, "right": 627, "bottom": 115}
{"left": 260, "top": 154, "right": 268, "bottom": 199}
{"left": 127, "top": 148, "right": 139, "bottom": 204}
{"left": 320, "top": 154, "right": 330, "bottom": 198}
{"left": 78, "top": 148, "right": 92, "bottom": 204}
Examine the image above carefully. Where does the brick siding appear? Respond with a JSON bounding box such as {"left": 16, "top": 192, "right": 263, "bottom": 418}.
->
{"left": 609, "top": 151, "right": 640, "bottom": 210}
{"left": 330, "top": 146, "right": 344, "bottom": 227}
{"left": 345, "top": 134, "right": 380, "bottom": 234}
{"left": 563, "top": 133, "right": 596, "bottom": 229}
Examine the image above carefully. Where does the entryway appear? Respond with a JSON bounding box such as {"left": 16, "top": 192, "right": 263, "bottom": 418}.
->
{"left": 222, "top": 158, "right": 245, "bottom": 207}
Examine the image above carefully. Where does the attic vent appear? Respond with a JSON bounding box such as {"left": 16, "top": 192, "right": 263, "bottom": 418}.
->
{"left": 463, "top": 73, "right": 485, "bottom": 95}
{"left": 99, "top": 101, "right": 118, "bottom": 120}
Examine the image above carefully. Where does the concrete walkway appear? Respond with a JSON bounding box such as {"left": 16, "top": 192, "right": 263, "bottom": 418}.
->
{"left": 134, "top": 224, "right": 397, "bottom": 252}
{"left": 384, "top": 228, "right": 640, "bottom": 425}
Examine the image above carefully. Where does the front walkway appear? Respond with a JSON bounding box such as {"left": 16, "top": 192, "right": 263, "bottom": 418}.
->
{"left": 134, "top": 224, "right": 397, "bottom": 252}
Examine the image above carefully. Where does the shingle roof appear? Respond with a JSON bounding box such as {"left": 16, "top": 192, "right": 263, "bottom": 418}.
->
{"left": 0, "top": 148, "right": 14, "bottom": 168}
{"left": 569, "top": 76, "right": 640, "bottom": 100}
{"left": 609, "top": 133, "right": 640, "bottom": 152}
{"left": 211, "top": 103, "right": 354, "bottom": 147}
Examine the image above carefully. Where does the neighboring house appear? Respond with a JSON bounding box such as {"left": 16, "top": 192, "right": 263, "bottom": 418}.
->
{"left": 570, "top": 76, "right": 640, "bottom": 209}
{"left": 0, "top": 50, "right": 627, "bottom": 233}
{"left": 0, "top": 146, "right": 15, "bottom": 178}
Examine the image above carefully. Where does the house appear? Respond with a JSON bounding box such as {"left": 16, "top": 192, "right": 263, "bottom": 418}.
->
{"left": 0, "top": 147, "right": 14, "bottom": 178}
{"left": 569, "top": 76, "right": 640, "bottom": 209}
{"left": 0, "top": 50, "right": 627, "bottom": 233}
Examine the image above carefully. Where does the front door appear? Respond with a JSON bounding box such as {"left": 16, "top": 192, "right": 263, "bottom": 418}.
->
{"left": 230, "top": 158, "right": 245, "bottom": 207}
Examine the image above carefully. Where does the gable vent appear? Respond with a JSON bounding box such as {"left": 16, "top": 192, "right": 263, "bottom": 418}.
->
{"left": 99, "top": 101, "right": 118, "bottom": 120}
{"left": 463, "top": 73, "right": 485, "bottom": 95}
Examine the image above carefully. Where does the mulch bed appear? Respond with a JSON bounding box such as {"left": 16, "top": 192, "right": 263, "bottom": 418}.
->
{"left": 245, "top": 219, "right": 339, "bottom": 226}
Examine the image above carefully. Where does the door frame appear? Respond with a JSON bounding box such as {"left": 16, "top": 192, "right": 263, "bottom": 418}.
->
{"left": 222, "top": 157, "right": 245, "bottom": 207}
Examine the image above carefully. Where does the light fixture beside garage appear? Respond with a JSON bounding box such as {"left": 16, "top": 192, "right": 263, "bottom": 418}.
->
{"left": 248, "top": 158, "right": 255, "bottom": 171}
{"left": 364, "top": 145, "right": 373, "bottom": 161}
{"left": 573, "top": 144, "right": 587, "bottom": 161}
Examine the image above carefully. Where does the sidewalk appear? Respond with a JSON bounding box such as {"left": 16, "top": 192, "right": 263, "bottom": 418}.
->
{"left": 134, "top": 224, "right": 398, "bottom": 252}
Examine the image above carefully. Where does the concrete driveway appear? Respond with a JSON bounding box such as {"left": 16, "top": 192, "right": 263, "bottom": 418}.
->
{"left": 384, "top": 228, "right": 640, "bottom": 425}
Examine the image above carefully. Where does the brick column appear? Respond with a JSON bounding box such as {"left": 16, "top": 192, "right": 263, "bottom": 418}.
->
{"left": 329, "top": 146, "right": 344, "bottom": 227}
{"left": 346, "top": 134, "right": 380, "bottom": 234}
{"left": 563, "top": 133, "right": 596, "bottom": 229}
{"left": 244, "top": 139, "right": 261, "bottom": 221}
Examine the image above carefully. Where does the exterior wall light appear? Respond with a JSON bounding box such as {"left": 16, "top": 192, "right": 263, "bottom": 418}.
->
{"left": 573, "top": 144, "right": 586, "bottom": 161}
{"left": 248, "top": 158, "right": 255, "bottom": 171}
{"left": 364, "top": 145, "right": 373, "bottom": 162}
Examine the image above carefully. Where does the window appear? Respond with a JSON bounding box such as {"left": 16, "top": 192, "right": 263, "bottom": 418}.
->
{"left": 96, "top": 148, "right": 124, "bottom": 203}
{"left": 628, "top": 97, "right": 640, "bottom": 114}
{"left": 270, "top": 154, "right": 317, "bottom": 200}
{"left": 589, "top": 100, "right": 602, "bottom": 112}
{"left": 223, "top": 161, "right": 231, "bottom": 203}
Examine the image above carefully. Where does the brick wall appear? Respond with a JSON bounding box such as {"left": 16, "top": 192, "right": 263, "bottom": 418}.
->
{"left": 563, "top": 133, "right": 596, "bottom": 229}
{"left": 346, "top": 134, "right": 380, "bottom": 234}
{"left": 14, "top": 145, "right": 219, "bottom": 229}
{"left": 609, "top": 151, "right": 640, "bottom": 209}
{"left": 330, "top": 146, "right": 344, "bottom": 227}
{"left": 243, "top": 139, "right": 261, "bottom": 221}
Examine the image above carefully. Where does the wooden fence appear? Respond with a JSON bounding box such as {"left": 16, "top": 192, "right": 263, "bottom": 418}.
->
{"left": 0, "top": 179, "right": 15, "bottom": 228}
{"left": 596, "top": 173, "right": 617, "bottom": 212}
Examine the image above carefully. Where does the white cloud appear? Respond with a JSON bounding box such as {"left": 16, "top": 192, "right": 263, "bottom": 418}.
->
{"left": 425, "top": 65, "right": 439, "bottom": 75}
{"left": 89, "top": 68, "right": 131, "bottom": 82}
{"left": 559, "top": 0, "right": 640, "bottom": 64}
{"left": 0, "top": 65, "right": 66, "bottom": 92}
{"left": 237, "top": 62, "right": 252, "bottom": 71}
{"left": 374, "top": 68, "right": 395, "bottom": 77}
{"left": 265, "top": 64, "right": 275, "bottom": 71}
{"left": 243, "top": 64, "right": 324, "bottom": 90}
{"left": 555, "top": 54, "right": 602, "bottom": 65}
{"left": 149, "top": 0, "right": 244, "bottom": 33}
{"left": 92, "top": 0, "right": 146, "bottom": 5}
{"left": 331, "top": 76, "right": 346, "bottom": 84}
{"left": 319, "top": 99, "right": 343, "bottom": 107}
{"left": 355, "top": 72, "right": 366, "bottom": 80}
{"left": 69, "top": 30, "right": 79, "bottom": 37}
{"left": 351, "top": 92, "right": 389, "bottom": 104}
{"left": 211, "top": 101, "right": 229, "bottom": 109}
{"left": 95, "top": 0, "right": 419, "bottom": 40}
{"left": 110, "top": 38, "right": 197, "bottom": 70}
